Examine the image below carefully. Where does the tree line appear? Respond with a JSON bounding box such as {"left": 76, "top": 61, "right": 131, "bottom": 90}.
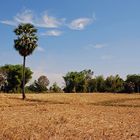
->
{"left": 0, "top": 65, "right": 140, "bottom": 94}
{"left": 0, "top": 64, "right": 62, "bottom": 93}
{"left": 63, "top": 69, "right": 140, "bottom": 93}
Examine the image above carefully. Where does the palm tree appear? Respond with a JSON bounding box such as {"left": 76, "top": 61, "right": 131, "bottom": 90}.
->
{"left": 14, "top": 23, "right": 38, "bottom": 99}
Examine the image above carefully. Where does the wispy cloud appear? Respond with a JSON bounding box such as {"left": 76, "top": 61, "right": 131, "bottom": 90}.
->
{"left": 0, "top": 10, "right": 63, "bottom": 28}
{"left": 0, "top": 20, "right": 17, "bottom": 26}
{"left": 0, "top": 9, "right": 95, "bottom": 31}
{"left": 41, "top": 30, "right": 62, "bottom": 36}
{"left": 38, "top": 14, "right": 64, "bottom": 28}
{"left": 14, "top": 10, "right": 33, "bottom": 24}
{"left": 68, "top": 17, "right": 94, "bottom": 30}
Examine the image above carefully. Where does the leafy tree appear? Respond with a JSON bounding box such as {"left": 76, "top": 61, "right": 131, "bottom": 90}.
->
{"left": 95, "top": 75, "right": 105, "bottom": 92}
{"left": 81, "top": 69, "right": 94, "bottom": 92}
{"left": 87, "top": 78, "right": 97, "bottom": 92}
{"left": 49, "top": 82, "right": 62, "bottom": 93}
{"left": 125, "top": 74, "right": 140, "bottom": 93}
{"left": 63, "top": 71, "right": 81, "bottom": 93}
{"left": 124, "top": 81, "right": 135, "bottom": 93}
{"left": 63, "top": 69, "right": 93, "bottom": 93}
{"left": 105, "top": 75, "right": 124, "bottom": 93}
{"left": 14, "top": 23, "right": 38, "bottom": 99}
{"left": 0, "top": 65, "right": 32, "bottom": 93}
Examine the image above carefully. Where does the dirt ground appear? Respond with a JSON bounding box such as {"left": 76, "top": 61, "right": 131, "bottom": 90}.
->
{"left": 0, "top": 93, "right": 140, "bottom": 140}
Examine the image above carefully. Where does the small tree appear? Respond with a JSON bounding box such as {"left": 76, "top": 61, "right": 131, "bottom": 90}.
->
{"left": 14, "top": 23, "right": 38, "bottom": 99}
{"left": 28, "top": 75, "right": 49, "bottom": 93}
{"left": 49, "top": 82, "right": 62, "bottom": 93}
{"left": 38, "top": 75, "right": 50, "bottom": 88}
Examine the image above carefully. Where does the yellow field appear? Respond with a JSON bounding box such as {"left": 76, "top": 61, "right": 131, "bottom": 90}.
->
{"left": 0, "top": 93, "right": 140, "bottom": 140}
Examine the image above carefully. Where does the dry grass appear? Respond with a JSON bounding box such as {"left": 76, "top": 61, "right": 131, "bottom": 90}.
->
{"left": 0, "top": 93, "right": 140, "bottom": 140}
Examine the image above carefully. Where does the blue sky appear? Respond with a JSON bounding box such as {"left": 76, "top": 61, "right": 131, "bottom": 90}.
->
{"left": 0, "top": 0, "right": 140, "bottom": 86}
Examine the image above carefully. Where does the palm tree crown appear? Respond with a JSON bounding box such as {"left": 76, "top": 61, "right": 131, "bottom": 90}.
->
{"left": 14, "top": 23, "right": 38, "bottom": 57}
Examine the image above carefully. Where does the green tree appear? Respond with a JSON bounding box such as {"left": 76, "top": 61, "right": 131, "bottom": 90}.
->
{"left": 14, "top": 23, "right": 38, "bottom": 99}
{"left": 0, "top": 65, "right": 32, "bottom": 93}
{"left": 63, "top": 71, "right": 81, "bottom": 93}
{"left": 95, "top": 75, "right": 105, "bottom": 92}
{"left": 105, "top": 75, "right": 124, "bottom": 93}
{"left": 87, "top": 78, "right": 97, "bottom": 92}
{"left": 49, "top": 82, "right": 62, "bottom": 93}
{"left": 124, "top": 81, "right": 135, "bottom": 93}
{"left": 81, "top": 69, "right": 94, "bottom": 92}
{"left": 125, "top": 74, "right": 140, "bottom": 93}
{"left": 63, "top": 69, "right": 93, "bottom": 93}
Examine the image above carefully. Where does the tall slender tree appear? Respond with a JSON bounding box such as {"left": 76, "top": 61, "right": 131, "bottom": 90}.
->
{"left": 14, "top": 23, "right": 38, "bottom": 99}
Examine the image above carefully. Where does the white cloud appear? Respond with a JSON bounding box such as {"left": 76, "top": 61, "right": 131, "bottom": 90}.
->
{"left": 0, "top": 9, "right": 95, "bottom": 32}
{"left": 37, "top": 14, "right": 63, "bottom": 28}
{"left": 0, "top": 20, "right": 17, "bottom": 26}
{"left": 41, "top": 30, "right": 62, "bottom": 36}
{"left": 14, "top": 10, "right": 33, "bottom": 24}
{"left": 69, "top": 18, "right": 93, "bottom": 30}
{"left": 0, "top": 10, "right": 63, "bottom": 28}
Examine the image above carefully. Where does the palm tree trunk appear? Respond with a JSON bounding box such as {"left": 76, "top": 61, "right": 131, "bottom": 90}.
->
{"left": 137, "top": 85, "right": 139, "bottom": 93}
{"left": 22, "top": 56, "right": 26, "bottom": 99}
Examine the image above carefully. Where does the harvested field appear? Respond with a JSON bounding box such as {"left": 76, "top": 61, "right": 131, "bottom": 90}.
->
{"left": 0, "top": 93, "right": 140, "bottom": 140}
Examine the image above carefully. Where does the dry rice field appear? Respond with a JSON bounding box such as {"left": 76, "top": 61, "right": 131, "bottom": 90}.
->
{"left": 0, "top": 93, "right": 140, "bottom": 140}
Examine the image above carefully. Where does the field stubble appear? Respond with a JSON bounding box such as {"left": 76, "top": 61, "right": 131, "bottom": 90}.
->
{"left": 0, "top": 93, "right": 140, "bottom": 140}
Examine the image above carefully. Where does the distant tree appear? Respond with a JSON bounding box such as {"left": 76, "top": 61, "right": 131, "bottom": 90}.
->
{"left": 124, "top": 81, "right": 135, "bottom": 93}
{"left": 0, "top": 65, "right": 32, "bottom": 93}
{"left": 63, "top": 69, "right": 94, "bottom": 93}
{"left": 0, "top": 69, "right": 7, "bottom": 92}
{"left": 105, "top": 75, "right": 124, "bottom": 93}
{"left": 81, "top": 69, "right": 94, "bottom": 92}
{"left": 28, "top": 75, "right": 49, "bottom": 93}
{"left": 87, "top": 78, "right": 97, "bottom": 92}
{"left": 63, "top": 71, "right": 81, "bottom": 93}
{"left": 14, "top": 23, "right": 38, "bottom": 99}
{"left": 49, "top": 82, "right": 62, "bottom": 93}
{"left": 125, "top": 74, "right": 140, "bottom": 93}
{"left": 95, "top": 75, "right": 105, "bottom": 92}
{"left": 38, "top": 75, "right": 50, "bottom": 87}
